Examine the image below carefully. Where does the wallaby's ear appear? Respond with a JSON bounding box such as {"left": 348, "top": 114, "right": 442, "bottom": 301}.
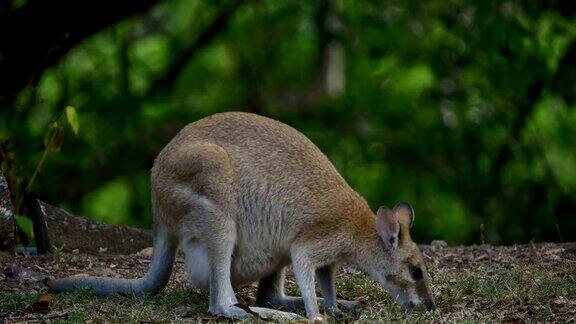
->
{"left": 376, "top": 206, "right": 400, "bottom": 250}
{"left": 393, "top": 202, "right": 414, "bottom": 230}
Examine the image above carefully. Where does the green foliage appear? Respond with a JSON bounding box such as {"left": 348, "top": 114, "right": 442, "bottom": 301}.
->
{"left": 65, "top": 106, "right": 79, "bottom": 136}
{"left": 14, "top": 214, "right": 34, "bottom": 239}
{"left": 80, "top": 177, "right": 133, "bottom": 226}
{"left": 2, "top": 0, "right": 576, "bottom": 244}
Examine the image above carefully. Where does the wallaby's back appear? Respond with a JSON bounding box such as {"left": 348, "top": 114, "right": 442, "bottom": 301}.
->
{"left": 154, "top": 112, "right": 367, "bottom": 225}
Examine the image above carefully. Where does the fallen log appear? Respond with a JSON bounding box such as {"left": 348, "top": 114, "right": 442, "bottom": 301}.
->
{"left": 35, "top": 200, "right": 152, "bottom": 254}
{"left": 0, "top": 172, "right": 16, "bottom": 252}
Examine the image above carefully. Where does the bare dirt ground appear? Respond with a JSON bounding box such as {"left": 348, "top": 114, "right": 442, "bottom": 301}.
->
{"left": 1, "top": 243, "right": 575, "bottom": 323}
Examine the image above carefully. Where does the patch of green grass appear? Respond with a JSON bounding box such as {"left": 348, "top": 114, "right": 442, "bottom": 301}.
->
{"left": 0, "top": 286, "right": 209, "bottom": 323}
{"left": 0, "top": 291, "right": 38, "bottom": 311}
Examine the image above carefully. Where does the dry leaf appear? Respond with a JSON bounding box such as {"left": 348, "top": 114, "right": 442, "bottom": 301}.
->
{"left": 25, "top": 294, "right": 52, "bottom": 313}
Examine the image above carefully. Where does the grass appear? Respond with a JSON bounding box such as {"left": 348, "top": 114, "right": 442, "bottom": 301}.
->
{"left": 1, "top": 243, "right": 575, "bottom": 322}
{"left": 0, "top": 287, "right": 207, "bottom": 323}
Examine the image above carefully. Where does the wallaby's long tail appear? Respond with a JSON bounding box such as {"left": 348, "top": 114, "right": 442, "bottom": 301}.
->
{"left": 46, "top": 226, "right": 177, "bottom": 297}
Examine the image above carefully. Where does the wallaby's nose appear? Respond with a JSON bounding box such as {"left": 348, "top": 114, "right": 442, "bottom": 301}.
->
{"left": 426, "top": 301, "right": 436, "bottom": 311}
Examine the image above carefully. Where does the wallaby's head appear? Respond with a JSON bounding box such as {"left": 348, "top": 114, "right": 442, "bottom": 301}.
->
{"left": 358, "top": 202, "right": 435, "bottom": 311}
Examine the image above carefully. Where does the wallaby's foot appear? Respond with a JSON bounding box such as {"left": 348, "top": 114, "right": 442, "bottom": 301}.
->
{"left": 249, "top": 306, "right": 303, "bottom": 320}
{"left": 209, "top": 305, "right": 252, "bottom": 319}
{"left": 325, "top": 305, "right": 342, "bottom": 317}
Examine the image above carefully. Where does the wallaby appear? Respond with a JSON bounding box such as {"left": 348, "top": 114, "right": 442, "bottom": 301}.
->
{"left": 47, "top": 112, "right": 435, "bottom": 320}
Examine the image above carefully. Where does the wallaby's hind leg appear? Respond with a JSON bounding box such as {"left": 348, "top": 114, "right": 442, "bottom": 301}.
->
{"left": 181, "top": 205, "right": 250, "bottom": 319}
{"left": 179, "top": 208, "right": 250, "bottom": 319}
{"left": 204, "top": 218, "right": 248, "bottom": 318}
{"left": 255, "top": 266, "right": 361, "bottom": 316}
{"left": 161, "top": 142, "right": 249, "bottom": 319}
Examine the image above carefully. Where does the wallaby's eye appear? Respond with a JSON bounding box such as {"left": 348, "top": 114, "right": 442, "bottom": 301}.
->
{"left": 409, "top": 266, "right": 423, "bottom": 280}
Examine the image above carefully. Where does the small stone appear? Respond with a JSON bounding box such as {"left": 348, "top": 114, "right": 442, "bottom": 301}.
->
{"left": 72, "top": 249, "right": 80, "bottom": 254}
{"left": 475, "top": 254, "right": 488, "bottom": 261}
{"left": 92, "top": 267, "right": 116, "bottom": 277}
{"left": 174, "top": 306, "right": 193, "bottom": 317}
{"left": 139, "top": 247, "right": 153, "bottom": 257}
{"left": 75, "top": 260, "right": 91, "bottom": 269}
{"left": 98, "top": 247, "right": 108, "bottom": 253}
{"left": 549, "top": 254, "right": 561, "bottom": 261}
{"left": 545, "top": 248, "right": 564, "bottom": 255}
{"left": 431, "top": 240, "right": 448, "bottom": 247}
{"left": 3, "top": 264, "right": 46, "bottom": 282}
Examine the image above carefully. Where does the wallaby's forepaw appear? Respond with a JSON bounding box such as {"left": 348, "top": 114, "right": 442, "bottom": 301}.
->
{"left": 209, "top": 305, "right": 252, "bottom": 319}
{"left": 326, "top": 300, "right": 361, "bottom": 317}
{"left": 337, "top": 299, "right": 361, "bottom": 311}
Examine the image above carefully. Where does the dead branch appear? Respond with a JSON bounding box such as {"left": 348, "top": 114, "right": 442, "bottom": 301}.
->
{"left": 35, "top": 200, "right": 151, "bottom": 255}
{"left": 0, "top": 172, "right": 16, "bottom": 252}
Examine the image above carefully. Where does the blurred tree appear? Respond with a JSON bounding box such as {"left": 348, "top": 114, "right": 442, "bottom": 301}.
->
{"left": 1, "top": 0, "right": 575, "bottom": 245}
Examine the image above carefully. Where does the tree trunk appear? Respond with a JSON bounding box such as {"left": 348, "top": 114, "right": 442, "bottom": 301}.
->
{"left": 0, "top": 172, "right": 16, "bottom": 252}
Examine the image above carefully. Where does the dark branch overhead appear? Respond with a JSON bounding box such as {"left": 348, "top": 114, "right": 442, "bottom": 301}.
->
{"left": 148, "top": 0, "right": 244, "bottom": 95}
{"left": 0, "top": 0, "right": 161, "bottom": 102}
